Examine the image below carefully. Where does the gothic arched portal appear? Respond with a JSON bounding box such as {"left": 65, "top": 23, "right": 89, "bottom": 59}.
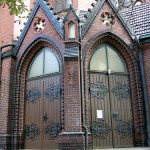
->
{"left": 88, "top": 44, "right": 133, "bottom": 148}
{"left": 24, "top": 47, "right": 61, "bottom": 149}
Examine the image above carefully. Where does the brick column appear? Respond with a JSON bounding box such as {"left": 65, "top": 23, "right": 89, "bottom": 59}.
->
{"left": 58, "top": 43, "right": 85, "bottom": 150}
{"left": 0, "top": 57, "right": 15, "bottom": 149}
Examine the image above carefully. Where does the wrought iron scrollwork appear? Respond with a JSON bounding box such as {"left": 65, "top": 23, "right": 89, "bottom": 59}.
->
{"left": 114, "top": 120, "right": 133, "bottom": 138}
{"left": 25, "top": 123, "right": 41, "bottom": 140}
{"left": 91, "top": 120, "right": 111, "bottom": 139}
{"left": 44, "top": 122, "right": 61, "bottom": 140}
{"left": 111, "top": 82, "right": 130, "bottom": 100}
{"left": 44, "top": 84, "right": 60, "bottom": 102}
{"left": 90, "top": 82, "right": 108, "bottom": 99}
{"left": 26, "top": 87, "right": 42, "bottom": 103}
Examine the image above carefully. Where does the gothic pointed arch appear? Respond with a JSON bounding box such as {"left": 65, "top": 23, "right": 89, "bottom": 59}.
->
{"left": 82, "top": 32, "right": 146, "bottom": 148}
{"left": 14, "top": 38, "right": 64, "bottom": 149}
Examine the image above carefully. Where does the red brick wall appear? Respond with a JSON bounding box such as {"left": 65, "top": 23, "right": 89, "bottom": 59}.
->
{"left": 0, "top": 57, "right": 16, "bottom": 148}
{"left": 64, "top": 59, "right": 81, "bottom": 132}
{"left": 0, "top": 6, "right": 14, "bottom": 51}
{"left": 73, "top": 0, "right": 78, "bottom": 9}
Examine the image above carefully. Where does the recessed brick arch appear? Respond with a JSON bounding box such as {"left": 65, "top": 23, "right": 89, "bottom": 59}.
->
{"left": 14, "top": 39, "right": 64, "bottom": 148}
{"left": 82, "top": 32, "right": 146, "bottom": 146}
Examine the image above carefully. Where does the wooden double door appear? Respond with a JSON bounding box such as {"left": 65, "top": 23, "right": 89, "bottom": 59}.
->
{"left": 25, "top": 74, "right": 61, "bottom": 149}
{"left": 89, "top": 72, "right": 133, "bottom": 148}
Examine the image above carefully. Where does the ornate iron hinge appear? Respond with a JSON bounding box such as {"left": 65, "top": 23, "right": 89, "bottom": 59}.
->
{"left": 24, "top": 123, "right": 41, "bottom": 140}
{"left": 112, "top": 114, "right": 133, "bottom": 138}
{"left": 90, "top": 120, "right": 111, "bottom": 139}
{"left": 26, "top": 87, "right": 42, "bottom": 103}
{"left": 44, "top": 84, "right": 60, "bottom": 102}
{"left": 44, "top": 121, "right": 61, "bottom": 140}
{"left": 90, "top": 82, "right": 108, "bottom": 99}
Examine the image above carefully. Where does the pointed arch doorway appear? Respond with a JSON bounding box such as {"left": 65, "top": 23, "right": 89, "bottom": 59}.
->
{"left": 24, "top": 47, "right": 61, "bottom": 149}
{"left": 88, "top": 44, "right": 133, "bottom": 148}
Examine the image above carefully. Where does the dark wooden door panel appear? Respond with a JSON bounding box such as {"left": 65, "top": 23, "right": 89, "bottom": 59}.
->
{"left": 25, "top": 78, "right": 43, "bottom": 148}
{"left": 25, "top": 74, "right": 61, "bottom": 149}
{"left": 89, "top": 73, "right": 113, "bottom": 148}
{"left": 109, "top": 74, "right": 133, "bottom": 147}
{"left": 42, "top": 75, "right": 61, "bottom": 149}
{"left": 89, "top": 73, "right": 133, "bottom": 148}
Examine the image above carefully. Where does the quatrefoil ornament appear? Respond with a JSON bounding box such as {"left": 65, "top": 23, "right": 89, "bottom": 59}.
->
{"left": 100, "top": 12, "right": 115, "bottom": 26}
{"left": 33, "top": 17, "right": 46, "bottom": 32}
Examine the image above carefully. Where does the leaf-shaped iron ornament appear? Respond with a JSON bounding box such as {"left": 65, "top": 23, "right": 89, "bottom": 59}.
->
{"left": 44, "top": 84, "right": 60, "bottom": 102}
{"left": 114, "top": 120, "right": 133, "bottom": 138}
{"left": 91, "top": 120, "right": 111, "bottom": 139}
{"left": 26, "top": 87, "right": 42, "bottom": 103}
{"left": 111, "top": 83, "right": 130, "bottom": 100}
{"left": 25, "top": 123, "right": 41, "bottom": 140}
{"left": 44, "top": 122, "right": 61, "bottom": 140}
{"left": 90, "top": 82, "right": 108, "bottom": 99}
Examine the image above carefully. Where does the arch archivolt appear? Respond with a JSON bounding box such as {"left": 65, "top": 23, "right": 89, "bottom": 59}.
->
{"left": 82, "top": 33, "right": 145, "bottom": 144}
{"left": 15, "top": 39, "right": 64, "bottom": 138}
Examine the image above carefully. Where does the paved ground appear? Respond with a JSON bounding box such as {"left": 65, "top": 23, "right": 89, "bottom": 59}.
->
{"left": 93, "top": 148, "right": 150, "bottom": 150}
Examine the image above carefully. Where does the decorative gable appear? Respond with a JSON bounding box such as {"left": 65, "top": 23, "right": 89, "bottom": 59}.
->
{"left": 14, "top": 0, "right": 64, "bottom": 55}
{"left": 63, "top": 5, "right": 79, "bottom": 41}
{"left": 81, "top": 0, "right": 135, "bottom": 43}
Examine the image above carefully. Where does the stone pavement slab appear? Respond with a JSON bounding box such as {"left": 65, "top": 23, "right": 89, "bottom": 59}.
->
{"left": 93, "top": 148, "right": 150, "bottom": 150}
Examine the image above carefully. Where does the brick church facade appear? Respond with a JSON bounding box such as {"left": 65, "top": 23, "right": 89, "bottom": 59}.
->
{"left": 0, "top": 0, "right": 150, "bottom": 149}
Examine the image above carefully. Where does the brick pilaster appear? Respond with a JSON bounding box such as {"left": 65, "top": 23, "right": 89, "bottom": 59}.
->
{"left": 58, "top": 41, "right": 85, "bottom": 149}
{"left": 0, "top": 57, "right": 16, "bottom": 149}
